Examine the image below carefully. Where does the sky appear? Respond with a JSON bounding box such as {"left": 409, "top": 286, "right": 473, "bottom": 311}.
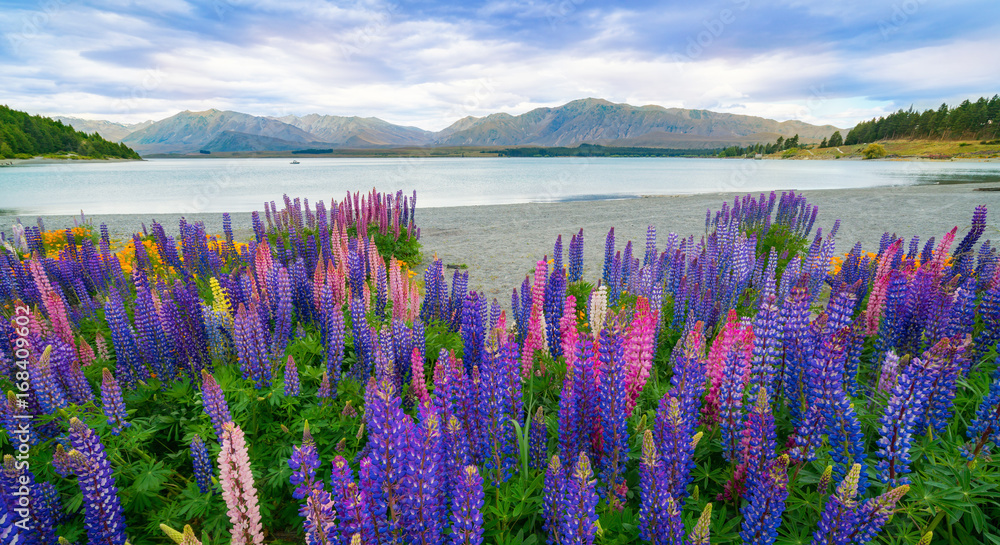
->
{"left": 1, "top": 0, "right": 998, "bottom": 131}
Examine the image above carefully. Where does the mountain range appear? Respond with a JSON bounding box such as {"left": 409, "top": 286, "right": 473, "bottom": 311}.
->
{"left": 56, "top": 98, "right": 843, "bottom": 155}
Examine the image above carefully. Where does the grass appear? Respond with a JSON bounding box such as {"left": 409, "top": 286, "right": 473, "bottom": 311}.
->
{"left": 769, "top": 139, "right": 1000, "bottom": 160}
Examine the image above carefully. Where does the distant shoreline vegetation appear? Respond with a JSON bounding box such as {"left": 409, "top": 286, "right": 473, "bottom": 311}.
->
{"left": 497, "top": 144, "right": 718, "bottom": 157}
{"left": 0, "top": 105, "right": 141, "bottom": 160}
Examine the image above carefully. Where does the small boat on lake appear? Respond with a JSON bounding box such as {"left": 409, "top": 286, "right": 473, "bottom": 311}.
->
{"left": 290, "top": 160, "right": 300, "bottom": 164}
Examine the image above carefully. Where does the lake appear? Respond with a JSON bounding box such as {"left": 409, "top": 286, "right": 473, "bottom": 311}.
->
{"left": 2, "top": 157, "right": 1000, "bottom": 216}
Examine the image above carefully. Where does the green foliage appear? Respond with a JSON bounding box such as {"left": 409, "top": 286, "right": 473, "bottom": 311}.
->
{"left": 863, "top": 142, "right": 889, "bottom": 159}
{"left": 0, "top": 105, "right": 141, "bottom": 159}
{"left": 845, "top": 94, "right": 1000, "bottom": 145}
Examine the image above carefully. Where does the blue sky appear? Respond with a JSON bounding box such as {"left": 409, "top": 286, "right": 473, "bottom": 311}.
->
{"left": 1, "top": 0, "right": 997, "bottom": 130}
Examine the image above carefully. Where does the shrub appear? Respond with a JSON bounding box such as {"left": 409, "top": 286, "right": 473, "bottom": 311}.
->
{"left": 862, "top": 143, "right": 888, "bottom": 159}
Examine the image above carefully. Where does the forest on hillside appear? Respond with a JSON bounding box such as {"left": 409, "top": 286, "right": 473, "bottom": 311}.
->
{"left": 0, "top": 105, "right": 141, "bottom": 160}
{"left": 845, "top": 95, "right": 1000, "bottom": 145}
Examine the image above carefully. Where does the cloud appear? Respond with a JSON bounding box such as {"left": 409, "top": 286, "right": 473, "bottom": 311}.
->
{"left": 0, "top": 0, "right": 996, "bottom": 130}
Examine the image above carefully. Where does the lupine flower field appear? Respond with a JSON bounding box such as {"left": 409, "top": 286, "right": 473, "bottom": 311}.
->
{"left": 2, "top": 188, "right": 999, "bottom": 545}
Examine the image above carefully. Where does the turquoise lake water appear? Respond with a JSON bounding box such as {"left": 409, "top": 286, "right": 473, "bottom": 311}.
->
{"left": 2, "top": 157, "right": 999, "bottom": 216}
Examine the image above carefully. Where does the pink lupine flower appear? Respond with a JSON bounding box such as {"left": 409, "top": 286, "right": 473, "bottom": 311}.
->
{"left": 522, "top": 260, "right": 549, "bottom": 377}
{"left": 410, "top": 347, "right": 430, "bottom": 404}
{"left": 865, "top": 239, "right": 903, "bottom": 335}
{"left": 560, "top": 295, "right": 579, "bottom": 373}
{"left": 624, "top": 297, "right": 656, "bottom": 415}
{"left": 218, "top": 423, "right": 265, "bottom": 545}
{"left": 78, "top": 336, "right": 96, "bottom": 366}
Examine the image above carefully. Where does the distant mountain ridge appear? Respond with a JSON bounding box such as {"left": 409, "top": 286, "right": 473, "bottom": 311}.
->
{"left": 56, "top": 99, "right": 844, "bottom": 155}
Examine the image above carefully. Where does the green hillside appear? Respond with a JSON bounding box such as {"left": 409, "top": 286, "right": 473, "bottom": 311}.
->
{"left": 0, "top": 105, "right": 141, "bottom": 159}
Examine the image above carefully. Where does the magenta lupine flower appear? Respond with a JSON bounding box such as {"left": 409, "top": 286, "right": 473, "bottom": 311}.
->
{"left": 739, "top": 454, "right": 789, "bottom": 545}
{"left": 450, "top": 465, "right": 484, "bottom": 545}
{"left": 190, "top": 434, "right": 215, "bottom": 495}
{"left": 624, "top": 296, "right": 655, "bottom": 415}
{"left": 100, "top": 368, "right": 130, "bottom": 435}
{"left": 521, "top": 260, "right": 549, "bottom": 377}
{"left": 218, "top": 422, "right": 265, "bottom": 545}
{"left": 410, "top": 346, "right": 430, "bottom": 404}
{"left": 200, "top": 369, "right": 233, "bottom": 442}
{"left": 67, "top": 417, "right": 128, "bottom": 545}
{"left": 561, "top": 453, "right": 599, "bottom": 545}
{"left": 560, "top": 295, "right": 579, "bottom": 373}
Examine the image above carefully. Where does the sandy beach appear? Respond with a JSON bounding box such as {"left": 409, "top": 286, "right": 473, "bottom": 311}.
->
{"left": 3, "top": 182, "right": 998, "bottom": 301}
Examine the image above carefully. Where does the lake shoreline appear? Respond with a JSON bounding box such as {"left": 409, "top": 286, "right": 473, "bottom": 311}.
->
{"left": 5, "top": 180, "right": 997, "bottom": 301}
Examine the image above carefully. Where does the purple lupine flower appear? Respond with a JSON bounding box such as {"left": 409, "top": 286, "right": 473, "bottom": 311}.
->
{"left": 366, "top": 379, "right": 410, "bottom": 542}
{"left": 876, "top": 355, "right": 934, "bottom": 485}
{"left": 289, "top": 423, "right": 336, "bottom": 545}
{"left": 201, "top": 369, "right": 233, "bottom": 442}
{"left": 105, "top": 291, "right": 146, "bottom": 388}
{"left": 330, "top": 456, "right": 362, "bottom": 545}
{"left": 741, "top": 388, "right": 777, "bottom": 488}
{"left": 100, "top": 368, "right": 130, "bottom": 435}
{"left": 638, "top": 430, "right": 686, "bottom": 544}
{"left": 1, "top": 454, "right": 59, "bottom": 544}
{"left": 559, "top": 364, "right": 580, "bottom": 461}
{"left": 826, "top": 388, "right": 868, "bottom": 494}
{"left": 568, "top": 229, "right": 584, "bottom": 283}
{"left": 401, "top": 409, "right": 446, "bottom": 545}
{"left": 966, "top": 366, "right": 1000, "bottom": 461}
{"left": 598, "top": 323, "right": 629, "bottom": 504}
{"left": 654, "top": 392, "right": 699, "bottom": 501}
{"left": 561, "top": 453, "right": 599, "bottom": 545}
{"left": 542, "top": 455, "right": 566, "bottom": 543}
{"left": 812, "top": 464, "right": 862, "bottom": 545}
{"left": 450, "top": 465, "right": 484, "bottom": 545}
{"left": 349, "top": 295, "right": 375, "bottom": 380}
{"left": 284, "top": 354, "right": 300, "bottom": 397}
{"left": 739, "top": 454, "right": 789, "bottom": 545}
{"left": 529, "top": 407, "right": 547, "bottom": 469}
{"left": 190, "top": 434, "right": 215, "bottom": 494}
{"left": 602, "top": 228, "right": 615, "bottom": 288}
{"left": 847, "top": 484, "right": 910, "bottom": 544}
{"left": 67, "top": 417, "right": 128, "bottom": 545}
{"left": 29, "top": 345, "right": 67, "bottom": 414}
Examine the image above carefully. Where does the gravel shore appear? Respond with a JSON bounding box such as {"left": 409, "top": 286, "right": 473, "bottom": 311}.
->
{"left": 4, "top": 182, "right": 998, "bottom": 302}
